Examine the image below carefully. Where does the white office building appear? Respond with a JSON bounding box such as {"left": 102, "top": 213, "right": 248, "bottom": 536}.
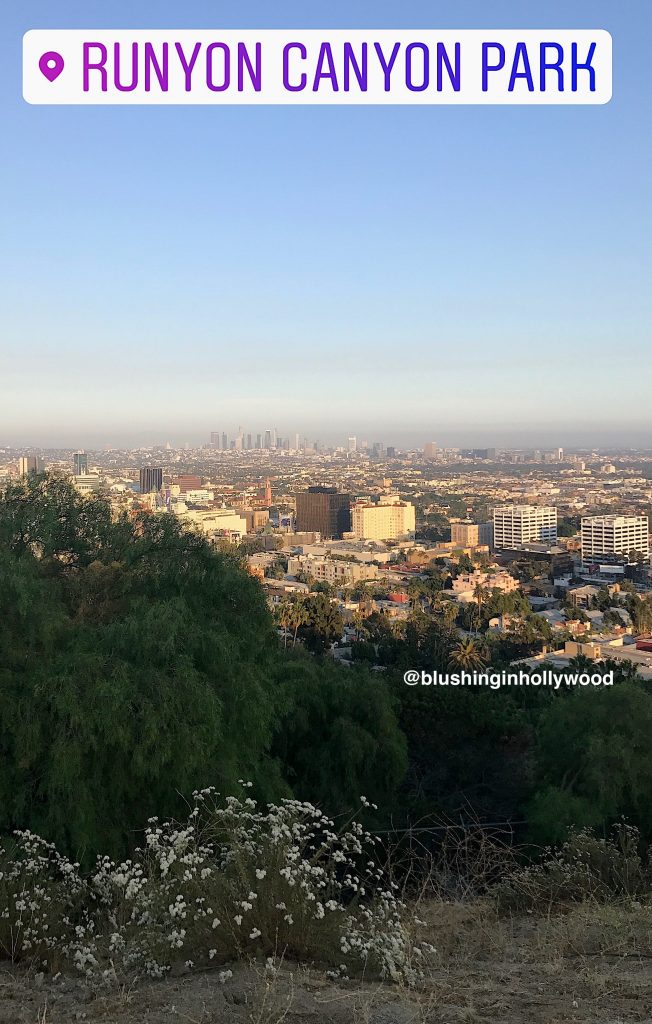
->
{"left": 581, "top": 515, "right": 650, "bottom": 567}
{"left": 493, "top": 505, "right": 557, "bottom": 549}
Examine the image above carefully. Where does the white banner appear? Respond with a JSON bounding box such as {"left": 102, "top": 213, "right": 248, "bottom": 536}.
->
{"left": 23, "top": 29, "right": 612, "bottom": 105}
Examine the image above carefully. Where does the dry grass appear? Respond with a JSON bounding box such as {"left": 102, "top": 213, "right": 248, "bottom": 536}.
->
{"left": 2, "top": 897, "right": 652, "bottom": 1023}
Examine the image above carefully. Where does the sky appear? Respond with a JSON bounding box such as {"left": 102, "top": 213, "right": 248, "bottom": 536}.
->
{"left": 1, "top": 1, "right": 651, "bottom": 449}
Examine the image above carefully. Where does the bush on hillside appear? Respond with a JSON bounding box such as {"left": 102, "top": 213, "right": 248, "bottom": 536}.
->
{"left": 0, "top": 790, "right": 434, "bottom": 984}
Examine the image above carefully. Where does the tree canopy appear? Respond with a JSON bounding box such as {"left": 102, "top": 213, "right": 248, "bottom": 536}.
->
{"left": 0, "top": 476, "right": 404, "bottom": 861}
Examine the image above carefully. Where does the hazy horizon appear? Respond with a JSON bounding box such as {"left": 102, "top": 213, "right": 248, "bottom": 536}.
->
{"left": 3, "top": 423, "right": 652, "bottom": 452}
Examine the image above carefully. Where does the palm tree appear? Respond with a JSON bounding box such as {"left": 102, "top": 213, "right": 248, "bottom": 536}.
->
{"left": 450, "top": 638, "right": 488, "bottom": 671}
{"left": 351, "top": 610, "right": 366, "bottom": 642}
{"left": 287, "top": 601, "right": 308, "bottom": 648}
{"left": 439, "top": 600, "right": 460, "bottom": 630}
{"left": 274, "top": 599, "right": 293, "bottom": 648}
{"left": 472, "top": 583, "right": 489, "bottom": 635}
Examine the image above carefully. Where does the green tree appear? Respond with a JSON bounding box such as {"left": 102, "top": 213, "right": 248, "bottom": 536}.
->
{"left": 298, "top": 594, "right": 344, "bottom": 653}
{"left": 529, "top": 682, "right": 652, "bottom": 843}
{"left": 0, "top": 477, "right": 405, "bottom": 861}
{"left": 450, "top": 638, "right": 488, "bottom": 671}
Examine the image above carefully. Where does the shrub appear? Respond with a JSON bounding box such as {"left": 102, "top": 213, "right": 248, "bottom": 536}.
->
{"left": 0, "top": 790, "right": 434, "bottom": 985}
{"left": 495, "top": 824, "right": 651, "bottom": 913}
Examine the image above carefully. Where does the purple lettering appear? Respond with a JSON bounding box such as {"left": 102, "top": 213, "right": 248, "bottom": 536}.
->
{"left": 206, "top": 42, "right": 230, "bottom": 92}
{"left": 437, "top": 42, "right": 461, "bottom": 91}
{"left": 482, "top": 43, "right": 505, "bottom": 91}
{"left": 175, "top": 41, "right": 202, "bottom": 92}
{"left": 509, "top": 42, "right": 534, "bottom": 92}
{"left": 83, "top": 42, "right": 107, "bottom": 92}
{"left": 313, "top": 42, "right": 338, "bottom": 91}
{"left": 405, "top": 42, "right": 429, "bottom": 92}
{"left": 343, "top": 42, "right": 367, "bottom": 91}
{"left": 114, "top": 42, "right": 138, "bottom": 92}
{"left": 374, "top": 42, "right": 401, "bottom": 92}
{"left": 144, "top": 42, "right": 169, "bottom": 92}
{"left": 283, "top": 43, "right": 307, "bottom": 91}
{"left": 238, "top": 42, "right": 261, "bottom": 91}
{"left": 540, "top": 43, "right": 564, "bottom": 91}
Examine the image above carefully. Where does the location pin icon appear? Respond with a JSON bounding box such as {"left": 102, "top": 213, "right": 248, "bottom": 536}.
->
{"left": 39, "top": 51, "right": 64, "bottom": 83}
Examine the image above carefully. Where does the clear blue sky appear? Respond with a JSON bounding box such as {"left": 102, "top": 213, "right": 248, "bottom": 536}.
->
{"left": 1, "top": 1, "right": 650, "bottom": 448}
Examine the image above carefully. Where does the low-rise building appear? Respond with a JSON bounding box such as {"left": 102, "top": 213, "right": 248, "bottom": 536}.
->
{"left": 287, "top": 554, "right": 379, "bottom": 586}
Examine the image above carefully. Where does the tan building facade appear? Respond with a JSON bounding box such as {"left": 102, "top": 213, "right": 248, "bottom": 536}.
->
{"left": 351, "top": 497, "right": 416, "bottom": 541}
{"left": 287, "top": 554, "right": 379, "bottom": 586}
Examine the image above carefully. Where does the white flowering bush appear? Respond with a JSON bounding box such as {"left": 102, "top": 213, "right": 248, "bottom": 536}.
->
{"left": 0, "top": 789, "right": 434, "bottom": 985}
{"left": 0, "top": 831, "right": 89, "bottom": 970}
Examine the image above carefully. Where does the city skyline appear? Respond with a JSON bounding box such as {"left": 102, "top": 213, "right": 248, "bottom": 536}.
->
{"left": 4, "top": 430, "right": 652, "bottom": 452}
{"left": 2, "top": 0, "right": 651, "bottom": 443}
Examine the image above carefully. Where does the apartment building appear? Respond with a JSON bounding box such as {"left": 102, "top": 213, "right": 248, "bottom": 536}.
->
{"left": 350, "top": 495, "right": 416, "bottom": 541}
{"left": 287, "top": 554, "right": 379, "bottom": 586}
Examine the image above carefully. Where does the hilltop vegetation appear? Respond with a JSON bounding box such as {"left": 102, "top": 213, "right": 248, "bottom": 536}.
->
{"left": 0, "top": 476, "right": 404, "bottom": 861}
{"left": 2, "top": 474, "right": 652, "bottom": 866}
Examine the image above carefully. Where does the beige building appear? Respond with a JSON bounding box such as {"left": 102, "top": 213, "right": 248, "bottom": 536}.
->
{"left": 72, "top": 474, "right": 102, "bottom": 495}
{"left": 19, "top": 456, "right": 44, "bottom": 477}
{"left": 451, "top": 569, "right": 520, "bottom": 600}
{"left": 243, "top": 509, "right": 270, "bottom": 532}
{"left": 451, "top": 521, "right": 493, "bottom": 548}
{"left": 288, "top": 554, "right": 379, "bottom": 586}
{"left": 351, "top": 496, "right": 416, "bottom": 541}
{"left": 178, "top": 507, "right": 248, "bottom": 541}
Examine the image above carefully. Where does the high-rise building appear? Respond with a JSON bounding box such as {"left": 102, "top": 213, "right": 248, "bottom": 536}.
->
{"left": 493, "top": 505, "right": 557, "bottom": 549}
{"left": 210, "top": 432, "right": 221, "bottom": 448}
{"left": 264, "top": 429, "right": 272, "bottom": 449}
{"left": 256, "top": 434, "right": 262, "bottom": 449}
{"left": 73, "top": 452, "right": 88, "bottom": 476}
{"left": 19, "top": 455, "right": 44, "bottom": 478}
{"left": 140, "top": 467, "right": 163, "bottom": 493}
{"left": 348, "top": 436, "right": 357, "bottom": 452}
{"left": 424, "top": 441, "right": 439, "bottom": 459}
{"left": 295, "top": 487, "right": 351, "bottom": 539}
{"left": 581, "top": 515, "right": 650, "bottom": 566}
{"left": 351, "top": 496, "right": 416, "bottom": 541}
{"left": 221, "top": 432, "right": 228, "bottom": 451}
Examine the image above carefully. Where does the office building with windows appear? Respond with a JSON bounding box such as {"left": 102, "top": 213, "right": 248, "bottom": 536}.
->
{"left": 581, "top": 515, "right": 650, "bottom": 567}
{"left": 493, "top": 505, "right": 557, "bottom": 549}
{"left": 73, "top": 452, "right": 88, "bottom": 475}
{"left": 19, "top": 455, "right": 44, "bottom": 477}
{"left": 295, "top": 487, "right": 351, "bottom": 539}
{"left": 140, "top": 467, "right": 163, "bottom": 494}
